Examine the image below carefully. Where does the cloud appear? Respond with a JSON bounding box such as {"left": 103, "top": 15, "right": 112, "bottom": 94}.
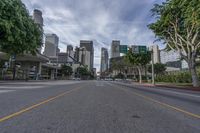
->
{"left": 22, "top": 0, "right": 164, "bottom": 71}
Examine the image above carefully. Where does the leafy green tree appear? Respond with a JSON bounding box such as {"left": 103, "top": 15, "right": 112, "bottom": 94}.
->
{"left": 148, "top": 63, "right": 166, "bottom": 75}
{"left": 0, "top": 0, "right": 42, "bottom": 55}
{"left": 77, "top": 66, "right": 90, "bottom": 78}
{"left": 111, "top": 60, "right": 124, "bottom": 73}
{"left": 61, "top": 65, "right": 73, "bottom": 78}
{"left": 110, "top": 56, "right": 131, "bottom": 74}
{"left": 125, "top": 50, "right": 151, "bottom": 83}
{"left": 148, "top": 0, "right": 200, "bottom": 87}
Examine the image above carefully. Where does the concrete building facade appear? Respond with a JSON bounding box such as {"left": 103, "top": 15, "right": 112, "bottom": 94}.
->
{"left": 100, "top": 48, "right": 109, "bottom": 73}
{"left": 67, "top": 45, "right": 73, "bottom": 54}
{"left": 160, "top": 50, "right": 180, "bottom": 64}
{"left": 74, "top": 47, "right": 80, "bottom": 63}
{"left": 33, "top": 9, "right": 43, "bottom": 27}
{"left": 149, "top": 45, "right": 160, "bottom": 64}
{"left": 80, "top": 40, "right": 94, "bottom": 71}
{"left": 44, "top": 34, "right": 59, "bottom": 57}
{"left": 33, "top": 9, "right": 43, "bottom": 53}
{"left": 78, "top": 47, "right": 91, "bottom": 70}
{"left": 111, "top": 40, "right": 120, "bottom": 58}
{"left": 160, "top": 49, "right": 188, "bottom": 71}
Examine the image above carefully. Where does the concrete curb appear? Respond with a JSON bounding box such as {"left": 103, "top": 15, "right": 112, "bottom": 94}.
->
{"left": 131, "top": 82, "right": 200, "bottom": 92}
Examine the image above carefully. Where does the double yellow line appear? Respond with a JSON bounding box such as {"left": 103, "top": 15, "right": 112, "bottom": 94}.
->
{"left": 0, "top": 86, "right": 83, "bottom": 123}
{"left": 108, "top": 83, "right": 200, "bottom": 119}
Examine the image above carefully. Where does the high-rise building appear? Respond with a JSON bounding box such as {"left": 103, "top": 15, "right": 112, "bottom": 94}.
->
{"left": 80, "top": 40, "right": 94, "bottom": 71}
{"left": 160, "top": 49, "right": 188, "bottom": 70}
{"left": 79, "top": 47, "right": 92, "bottom": 70}
{"left": 160, "top": 50, "right": 181, "bottom": 65}
{"left": 111, "top": 40, "right": 120, "bottom": 58}
{"left": 33, "top": 9, "right": 43, "bottom": 53}
{"left": 44, "top": 34, "right": 59, "bottom": 57}
{"left": 33, "top": 9, "right": 43, "bottom": 27}
{"left": 74, "top": 47, "right": 80, "bottom": 62}
{"left": 66, "top": 45, "right": 75, "bottom": 63}
{"left": 67, "top": 45, "right": 73, "bottom": 53}
{"left": 100, "top": 48, "right": 109, "bottom": 73}
{"left": 93, "top": 68, "right": 97, "bottom": 77}
{"left": 149, "top": 45, "right": 160, "bottom": 64}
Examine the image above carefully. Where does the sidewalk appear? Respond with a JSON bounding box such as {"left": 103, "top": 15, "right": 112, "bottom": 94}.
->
{"left": 131, "top": 82, "right": 200, "bottom": 92}
{"left": 0, "top": 80, "right": 59, "bottom": 84}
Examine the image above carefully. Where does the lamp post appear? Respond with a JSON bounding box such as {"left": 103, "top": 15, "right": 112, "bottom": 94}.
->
{"left": 151, "top": 50, "right": 155, "bottom": 85}
{"left": 11, "top": 54, "right": 16, "bottom": 80}
{"left": 56, "top": 55, "right": 58, "bottom": 80}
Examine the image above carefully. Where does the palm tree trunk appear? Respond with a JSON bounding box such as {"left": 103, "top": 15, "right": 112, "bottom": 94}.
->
{"left": 137, "top": 66, "right": 142, "bottom": 84}
{"left": 188, "top": 56, "right": 199, "bottom": 87}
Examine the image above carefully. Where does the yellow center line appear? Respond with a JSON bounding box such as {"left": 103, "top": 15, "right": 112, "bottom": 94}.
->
{"left": 0, "top": 86, "right": 83, "bottom": 123}
{"left": 108, "top": 83, "right": 200, "bottom": 119}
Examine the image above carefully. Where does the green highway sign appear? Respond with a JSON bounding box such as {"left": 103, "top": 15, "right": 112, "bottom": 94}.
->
{"left": 119, "top": 45, "right": 128, "bottom": 54}
{"left": 132, "top": 45, "right": 139, "bottom": 54}
{"left": 139, "top": 46, "right": 147, "bottom": 54}
{"left": 131, "top": 45, "right": 147, "bottom": 54}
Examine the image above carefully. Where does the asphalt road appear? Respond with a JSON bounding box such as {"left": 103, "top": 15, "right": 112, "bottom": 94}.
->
{"left": 0, "top": 80, "right": 200, "bottom": 133}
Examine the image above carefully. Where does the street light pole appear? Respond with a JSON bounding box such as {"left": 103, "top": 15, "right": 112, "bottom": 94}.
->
{"left": 151, "top": 50, "right": 155, "bottom": 85}
{"left": 55, "top": 55, "right": 58, "bottom": 80}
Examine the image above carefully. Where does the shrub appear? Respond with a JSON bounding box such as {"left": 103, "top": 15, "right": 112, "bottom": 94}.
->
{"left": 155, "top": 71, "right": 192, "bottom": 83}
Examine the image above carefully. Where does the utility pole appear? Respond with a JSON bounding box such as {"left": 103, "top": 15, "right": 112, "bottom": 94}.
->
{"left": 12, "top": 55, "right": 16, "bottom": 80}
{"left": 151, "top": 50, "right": 155, "bottom": 85}
{"left": 55, "top": 56, "right": 58, "bottom": 80}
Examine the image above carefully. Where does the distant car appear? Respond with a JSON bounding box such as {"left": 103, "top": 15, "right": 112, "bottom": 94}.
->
{"left": 73, "top": 78, "right": 81, "bottom": 81}
{"left": 76, "top": 78, "right": 81, "bottom": 81}
{"left": 115, "top": 78, "right": 123, "bottom": 81}
{"left": 126, "top": 79, "right": 133, "bottom": 82}
{"left": 105, "top": 78, "right": 113, "bottom": 81}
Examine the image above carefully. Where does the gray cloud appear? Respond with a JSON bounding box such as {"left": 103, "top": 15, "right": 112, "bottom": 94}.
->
{"left": 22, "top": 0, "right": 164, "bottom": 71}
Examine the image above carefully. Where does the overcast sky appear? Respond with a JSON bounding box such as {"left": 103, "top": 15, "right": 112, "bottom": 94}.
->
{"left": 22, "top": 0, "right": 164, "bottom": 71}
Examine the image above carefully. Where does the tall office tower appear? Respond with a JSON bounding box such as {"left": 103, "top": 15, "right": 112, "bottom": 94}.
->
{"left": 33, "top": 9, "right": 43, "bottom": 53}
{"left": 149, "top": 45, "right": 161, "bottom": 64}
{"left": 80, "top": 40, "right": 94, "bottom": 71}
{"left": 93, "top": 68, "right": 97, "bottom": 77}
{"left": 44, "top": 34, "right": 59, "bottom": 57}
{"left": 74, "top": 47, "right": 80, "bottom": 62}
{"left": 111, "top": 40, "right": 120, "bottom": 58}
{"left": 66, "top": 45, "right": 74, "bottom": 63}
{"left": 79, "top": 47, "right": 91, "bottom": 69}
{"left": 100, "top": 48, "right": 109, "bottom": 73}
{"left": 67, "top": 45, "right": 73, "bottom": 53}
{"left": 33, "top": 9, "right": 43, "bottom": 27}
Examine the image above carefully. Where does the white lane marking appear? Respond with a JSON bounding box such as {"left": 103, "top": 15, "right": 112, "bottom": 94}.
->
{"left": 0, "top": 90, "right": 15, "bottom": 94}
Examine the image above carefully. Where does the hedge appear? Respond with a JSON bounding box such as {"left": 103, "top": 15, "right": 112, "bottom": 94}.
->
{"left": 155, "top": 71, "right": 192, "bottom": 83}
